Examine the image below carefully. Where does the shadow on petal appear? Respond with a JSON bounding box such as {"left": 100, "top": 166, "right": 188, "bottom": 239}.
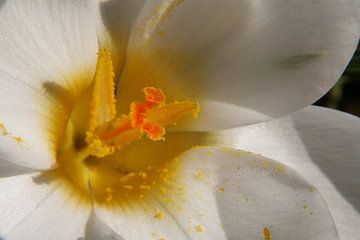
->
{"left": 292, "top": 111, "right": 360, "bottom": 213}
{"left": 98, "top": 0, "right": 146, "bottom": 76}
{"left": 0, "top": 0, "right": 4, "bottom": 10}
{"left": 0, "top": 159, "right": 34, "bottom": 178}
{"left": 31, "top": 170, "right": 58, "bottom": 185}
{"left": 214, "top": 148, "right": 338, "bottom": 240}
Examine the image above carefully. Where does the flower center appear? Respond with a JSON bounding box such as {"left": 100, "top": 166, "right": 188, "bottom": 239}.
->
{"left": 57, "top": 48, "right": 200, "bottom": 204}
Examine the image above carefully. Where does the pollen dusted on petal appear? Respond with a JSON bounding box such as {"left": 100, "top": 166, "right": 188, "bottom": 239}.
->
{"left": 0, "top": 122, "right": 26, "bottom": 145}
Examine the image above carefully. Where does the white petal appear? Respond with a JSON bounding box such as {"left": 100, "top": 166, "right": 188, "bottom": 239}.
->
{"left": 116, "top": 0, "right": 358, "bottom": 130}
{"left": 218, "top": 106, "right": 360, "bottom": 240}
{"left": 0, "top": 172, "right": 91, "bottom": 240}
{"left": 84, "top": 213, "right": 124, "bottom": 240}
{"left": 94, "top": 197, "right": 196, "bottom": 239}
{"left": 91, "top": 0, "right": 146, "bottom": 75}
{"left": 95, "top": 147, "right": 337, "bottom": 240}
{"left": 0, "top": 0, "right": 98, "bottom": 169}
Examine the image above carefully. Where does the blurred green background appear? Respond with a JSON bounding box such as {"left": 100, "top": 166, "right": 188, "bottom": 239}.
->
{"left": 314, "top": 42, "right": 360, "bottom": 117}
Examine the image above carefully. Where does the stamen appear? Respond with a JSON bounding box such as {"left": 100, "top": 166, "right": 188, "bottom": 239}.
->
{"left": 126, "top": 87, "right": 199, "bottom": 142}
{"left": 89, "top": 48, "right": 116, "bottom": 132}
{"left": 85, "top": 51, "right": 199, "bottom": 159}
{"left": 147, "top": 101, "right": 200, "bottom": 126}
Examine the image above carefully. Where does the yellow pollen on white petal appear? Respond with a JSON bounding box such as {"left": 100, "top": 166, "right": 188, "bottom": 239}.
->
{"left": 54, "top": 47, "right": 207, "bottom": 211}
{"left": 0, "top": 122, "right": 27, "bottom": 145}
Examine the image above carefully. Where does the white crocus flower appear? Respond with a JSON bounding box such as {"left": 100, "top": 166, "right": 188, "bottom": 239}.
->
{"left": 0, "top": 0, "right": 359, "bottom": 240}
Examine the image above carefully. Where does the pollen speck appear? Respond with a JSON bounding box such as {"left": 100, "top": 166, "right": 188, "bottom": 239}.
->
{"left": 123, "top": 185, "right": 134, "bottom": 190}
{"left": 139, "top": 172, "right": 148, "bottom": 178}
{"left": 0, "top": 123, "right": 9, "bottom": 135}
{"left": 0, "top": 122, "right": 26, "bottom": 145}
{"left": 154, "top": 209, "right": 164, "bottom": 220}
{"left": 263, "top": 227, "right": 271, "bottom": 240}
{"left": 262, "top": 160, "right": 270, "bottom": 168}
{"left": 120, "top": 173, "right": 136, "bottom": 182}
{"left": 274, "top": 163, "right": 285, "bottom": 175}
{"left": 243, "top": 194, "right": 249, "bottom": 202}
{"left": 194, "top": 171, "right": 205, "bottom": 180}
{"left": 13, "top": 136, "right": 22, "bottom": 143}
{"left": 196, "top": 225, "right": 204, "bottom": 233}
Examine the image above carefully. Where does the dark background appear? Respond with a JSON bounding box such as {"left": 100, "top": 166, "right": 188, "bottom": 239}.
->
{"left": 315, "top": 42, "right": 360, "bottom": 117}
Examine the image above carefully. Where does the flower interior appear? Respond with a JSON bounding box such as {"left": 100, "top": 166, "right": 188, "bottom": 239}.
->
{"left": 53, "top": 48, "right": 202, "bottom": 206}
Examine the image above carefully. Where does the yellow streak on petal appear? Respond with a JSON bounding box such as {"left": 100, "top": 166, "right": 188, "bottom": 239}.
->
{"left": 89, "top": 48, "right": 116, "bottom": 131}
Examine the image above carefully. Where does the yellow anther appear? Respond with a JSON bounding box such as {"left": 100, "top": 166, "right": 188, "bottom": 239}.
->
{"left": 146, "top": 101, "right": 200, "bottom": 126}
{"left": 89, "top": 48, "right": 116, "bottom": 132}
